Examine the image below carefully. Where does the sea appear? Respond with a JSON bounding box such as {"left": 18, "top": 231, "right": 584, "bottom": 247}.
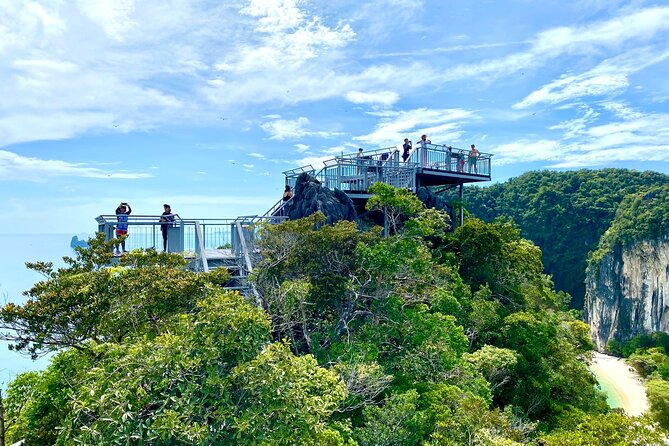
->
{"left": 0, "top": 233, "right": 85, "bottom": 387}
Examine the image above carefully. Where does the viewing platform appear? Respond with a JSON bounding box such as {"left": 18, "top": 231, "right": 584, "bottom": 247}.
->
{"left": 94, "top": 215, "right": 279, "bottom": 300}
{"left": 283, "top": 144, "right": 491, "bottom": 201}
{"left": 95, "top": 142, "right": 493, "bottom": 298}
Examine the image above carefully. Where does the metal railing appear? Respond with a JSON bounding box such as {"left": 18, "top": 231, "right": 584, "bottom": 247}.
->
{"left": 281, "top": 144, "right": 491, "bottom": 197}
{"left": 406, "top": 144, "right": 492, "bottom": 176}
{"left": 233, "top": 220, "right": 260, "bottom": 304}
{"left": 313, "top": 155, "right": 416, "bottom": 193}
{"left": 95, "top": 214, "right": 285, "bottom": 300}
{"left": 193, "top": 221, "right": 209, "bottom": 273}
{"left": 283, "top": 165, "right": 316, "bottom": 190}
{"left": 262, "top": 196, "right": 294, "bottom": 222}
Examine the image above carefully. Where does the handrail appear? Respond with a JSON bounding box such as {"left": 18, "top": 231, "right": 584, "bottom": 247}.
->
{"left": 336, "top": 146, "right": 398, "bottom": 160}
{"left": 282, "top": 165, "right": 315, "bottom": 177}
{"left": 235, "top": 221, "right": 260, "bottom": 305}
{"left": 262, "top": 196, "right": 293, "bottom": 221}
{"left": 194, "top": 221, "right": 209, "bottom": 273}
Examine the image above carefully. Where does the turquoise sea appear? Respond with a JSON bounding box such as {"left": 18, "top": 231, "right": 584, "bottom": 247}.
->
{"left": 0, "top": 234, "right": 81, "bottom": 386}
{"left": 591, "top": 365, "right": 624, "bottom": 409}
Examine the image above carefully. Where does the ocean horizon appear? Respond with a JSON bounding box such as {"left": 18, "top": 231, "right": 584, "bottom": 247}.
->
{"left": 0, "top": 233, "right": 90, "bottom": 386}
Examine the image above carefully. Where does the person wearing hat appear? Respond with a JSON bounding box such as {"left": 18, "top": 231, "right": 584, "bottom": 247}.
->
{"left": 159, "top": 204, "right": 175, "bottom": 252}
{"left": 114, "top": 202, "right": 132, "bottom": 254}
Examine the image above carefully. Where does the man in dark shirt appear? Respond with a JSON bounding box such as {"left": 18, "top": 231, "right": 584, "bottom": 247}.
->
{"left": 402, "top": 138, "right": 412, "bottom": 162}
{"left": 160, "top": 204, "right": 175, "bottom": 252}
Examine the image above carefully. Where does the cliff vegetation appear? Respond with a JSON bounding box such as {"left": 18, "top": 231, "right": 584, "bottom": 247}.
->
{"left": 589, "top": 185, "right": 669, "bottom": 267}
{"left": 0, "top": 186, "right": 665, "bottom": 445}
{"left": 464, "top": 169, "right": 668, "bottom": 309}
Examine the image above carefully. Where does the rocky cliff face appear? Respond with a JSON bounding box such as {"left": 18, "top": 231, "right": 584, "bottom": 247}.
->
{"left": 585, "top": 237, "right": 669, "bottom": 351}
{"left": 287, "top": 173, "right": 358, "bottom": 224}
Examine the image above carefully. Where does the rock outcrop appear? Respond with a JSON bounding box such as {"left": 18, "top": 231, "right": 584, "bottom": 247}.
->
{"left": 416, "top": 186, "right": 454, "bottom": 222}
{"left": 585, "top": 236, "right": 669, "bottom": 351}
{"left": 70, "top": 235, "right": 89, "bottom": 249}
{"left": 287, "top": 173, "right": 357, "bottom": 224}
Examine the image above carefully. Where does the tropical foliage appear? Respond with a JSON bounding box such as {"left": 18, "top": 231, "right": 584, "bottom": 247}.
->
{"left": 1, "top": 184, "right": 663, "bottom": 445}
{"left": 463, "top": 169, "right": 668, "bottom": 308}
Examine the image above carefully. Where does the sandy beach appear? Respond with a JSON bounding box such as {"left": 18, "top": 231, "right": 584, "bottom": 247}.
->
{"left": 590, "top": 352, "right": 649, "bottom": 416}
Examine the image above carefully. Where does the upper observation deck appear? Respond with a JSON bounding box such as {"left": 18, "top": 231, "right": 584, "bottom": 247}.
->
{"left": 282, "top": 144, "right": 492, "bottom": 200}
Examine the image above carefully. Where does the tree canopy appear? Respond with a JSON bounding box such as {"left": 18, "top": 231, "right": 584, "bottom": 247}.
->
{"left": 2, "top": 184, "right": 662, "bottom": 445}
{"left": 463, "top": 169, "right": 668, "bottom": 309}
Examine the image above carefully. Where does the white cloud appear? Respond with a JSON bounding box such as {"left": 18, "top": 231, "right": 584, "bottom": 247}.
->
{"left": 548, "top": 105, "right": 599, "bottom": 139}
{"left": 261, "top": 117, "right": 310, "bottom": 140}
{"left": 355, "top": 108, "right": 475, "bottom": 147}
{"left": 294, "top": 143, "right": 310, "bottom": 153}
{"left": 248, "top": 152, "right": 266, "bottom": 159}
{"left": 260, "top": 116, "right": 344, "bottom": 140}
{"left": 346, "top": 90, "right": 399, "bottom": 107}
{"left": 436, "top": 6, "right": 669, "bottom": 89}
{"left": 0, "top": 150, "right": 152, "bottom": 181}
{"left": 215, "top": 0, "right": 355, "bottom": 74}
{"left": 493, "top": 140, "right": 567, "bottom": 166}
{"left": 492, "top": 106, "right": 669, "bottom": 168}
{"left": 514, "top": 48, "right": 669, "bottom": 109}
{"left": 293, "top": 155, "right": 332, "bottom": 170}
{"left": 77, "top": 0, "right": 137, "bottom": 42}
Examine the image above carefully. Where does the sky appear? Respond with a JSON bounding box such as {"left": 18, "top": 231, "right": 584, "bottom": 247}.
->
{"left": 1, "top": 0, "right": 668, "bottom": 235}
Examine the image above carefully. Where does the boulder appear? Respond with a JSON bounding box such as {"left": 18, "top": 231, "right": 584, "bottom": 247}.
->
{"left": 287, "top": 173, "right": 357, "bottom": 224}
{"left": 416, "top": 186, "right": 454, "bottom": 222}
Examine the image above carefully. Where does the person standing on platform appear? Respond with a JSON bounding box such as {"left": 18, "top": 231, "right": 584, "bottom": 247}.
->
{"left": 457, "top": 150, "right": 466, "bottom": 173}
{"left": 417, "top": 134, "right": 431, "bottom": 166}
{"left": 114, "top": 202, "right": 131, "bottom": 254}
{"left": 468, "top": 144, "right": 480, "bottom": 174}
{"left": 160, "top": 204, "right": 175, "bottom": 252}
{"left": 402, "top": 138, "right": 412, "bottom": 162}
{"left": 283, "top": 185, "right": 293, "bottom": 201}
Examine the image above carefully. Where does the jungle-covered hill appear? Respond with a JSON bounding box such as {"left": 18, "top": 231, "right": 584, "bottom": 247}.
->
{"left": 1, "top": 183, "right": 668, "bottom": 445}
{"left": 463, "top": 169, "right": 669, "bottom": 309}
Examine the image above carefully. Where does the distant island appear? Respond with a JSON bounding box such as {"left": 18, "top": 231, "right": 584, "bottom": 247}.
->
{"left": 70, "top": 235, "right": 88, "bottom": 249}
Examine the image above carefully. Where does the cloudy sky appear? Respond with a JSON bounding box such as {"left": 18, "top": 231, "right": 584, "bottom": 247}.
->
{"left": 1, "top": 0, "right": 668, "bottom": 234}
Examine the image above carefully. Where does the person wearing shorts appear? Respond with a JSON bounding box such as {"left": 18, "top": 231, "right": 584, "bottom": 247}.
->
{"left": 468, "top": 144, "right": 480, "bottom": 174}
{"left": 115, "top": 202, "right": 132, "bottom": 254}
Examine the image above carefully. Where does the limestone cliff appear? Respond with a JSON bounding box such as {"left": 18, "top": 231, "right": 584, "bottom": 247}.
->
{"left": 585, "top": 236, "right": 669, "bottom": 351}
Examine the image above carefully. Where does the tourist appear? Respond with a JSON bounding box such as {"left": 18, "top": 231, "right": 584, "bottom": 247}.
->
{"left": 457, "top": 150, "right": 466, "bottom": 173}
{"left": 114, "top": 202, "right": 131, "bottom": 254}
{"left": 402, "top": 138, "right": 412, "bottom": 162}
{"left": 418, "top": 134, "right": 431, "bottom": 166}
{"left": 160, "top": 204, "right": 175, "bottom": 252}
{"left": 468, "top": 144, "right": 480, "bottom": 174}
{"left": 283, "top": 185, "right": 293, "bottom": 202}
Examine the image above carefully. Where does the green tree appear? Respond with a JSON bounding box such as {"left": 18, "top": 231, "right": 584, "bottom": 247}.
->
{"left": 464, "top": 169, "right": 668, "bottom": 308}
{"left": 647, "top": 378, "right": 669, "bottom": 430}
{"left": 366, "top": 182, "right": 424, "bottom": 234}
{"left": 538, "top": 412, "right": 666, "bottom": 445}
{"left": 0, "top": 234, "right": 228, "bottom": 358}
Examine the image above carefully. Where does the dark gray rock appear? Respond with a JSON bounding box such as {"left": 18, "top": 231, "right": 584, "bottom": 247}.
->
{"left": 416, "top": 187, "right": 454, "bottom": 223}
{"left": 287, "top": 173, "right": 358, "bottom": 224}
{"left": 416, "top": 187, "right": 452, "bottom": 211}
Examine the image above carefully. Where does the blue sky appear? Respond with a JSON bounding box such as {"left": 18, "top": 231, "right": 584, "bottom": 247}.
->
{"left": 1, "top": 0, "right": 668, "bottom": 234}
